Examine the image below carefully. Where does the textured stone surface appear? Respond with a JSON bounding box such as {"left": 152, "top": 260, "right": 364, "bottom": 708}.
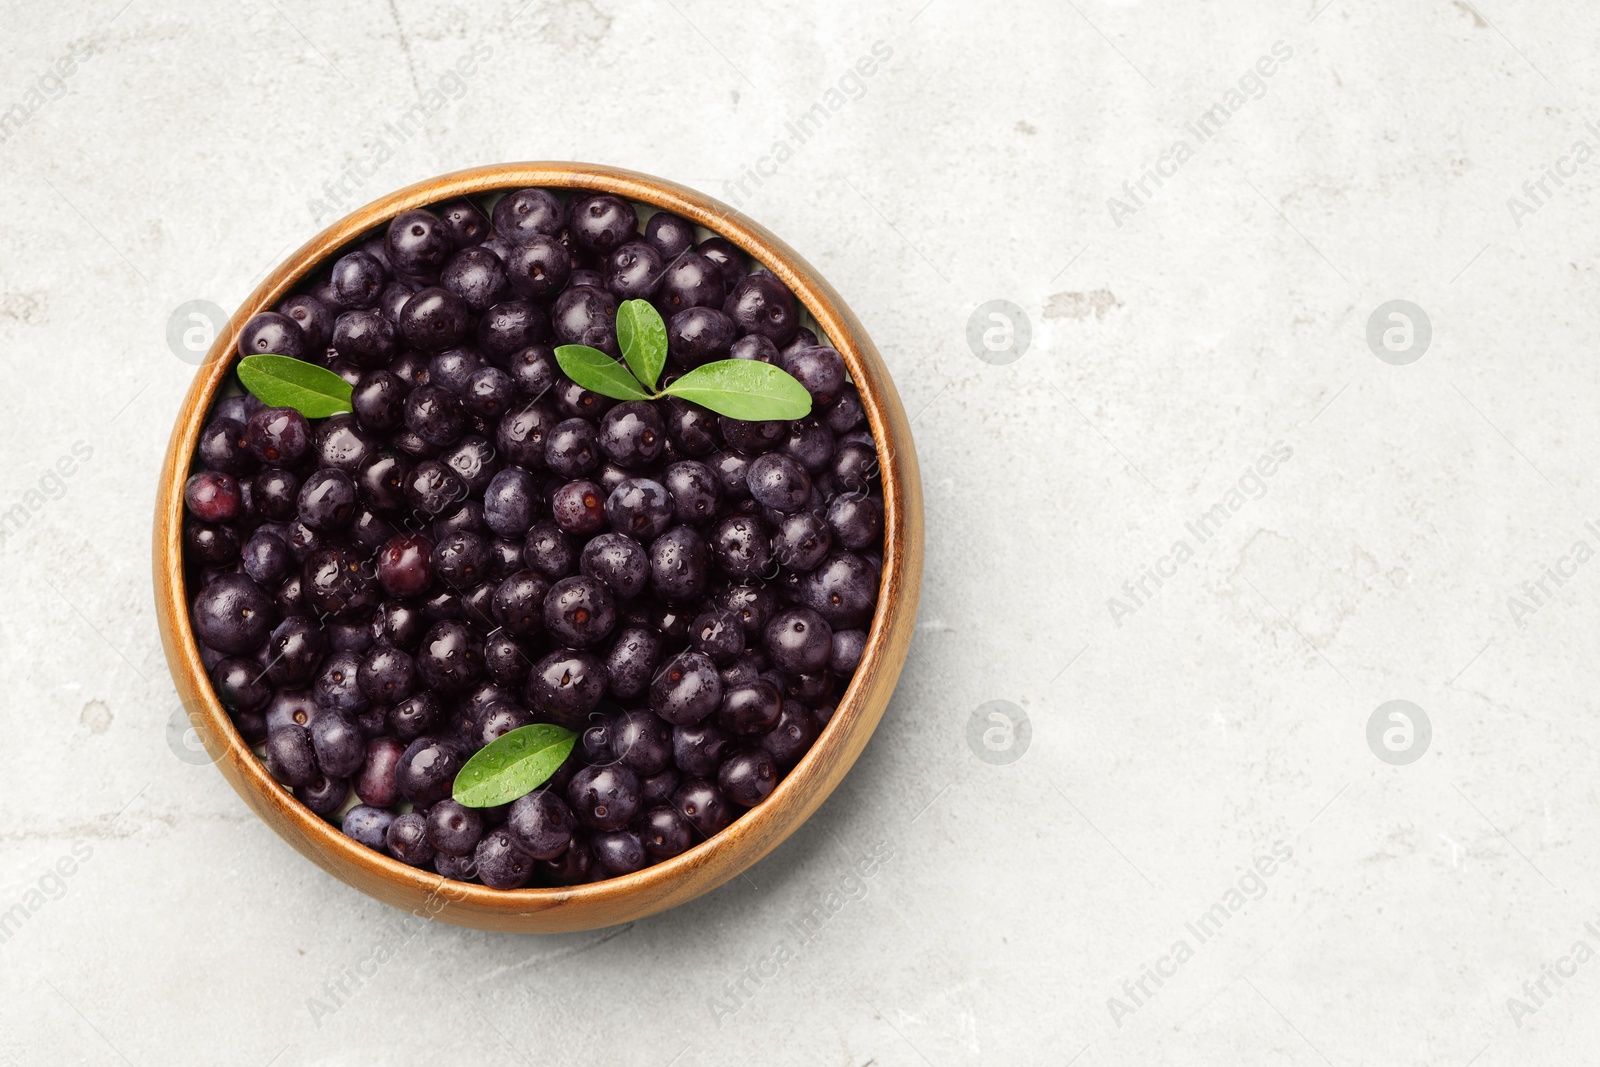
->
{"left": 3, "top": 0, "right": 1599, "bottom": 1063}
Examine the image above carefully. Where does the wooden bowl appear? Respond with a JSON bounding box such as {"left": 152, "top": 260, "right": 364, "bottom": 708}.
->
{"left": 153, "top": 162, "right": 923, "bottom": 932}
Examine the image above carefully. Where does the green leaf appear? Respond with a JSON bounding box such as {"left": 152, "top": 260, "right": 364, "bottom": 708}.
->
{"left": 236, "top": 354, "right": 353, "bottom": 418}
{"left": 659, "top": 359, "right": 813, "bottom": 421}
{"left": 554, "top": 344, "right": 653, "bottom": 401}
{"left": 615, "top": 299, "right": 669, "bottom": 391}
{"left": 452, "top": 724, "right": 577, "bottom": 808}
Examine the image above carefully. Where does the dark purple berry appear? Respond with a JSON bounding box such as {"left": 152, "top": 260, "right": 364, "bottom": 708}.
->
{"left": 309, "top": 709, "right": 366, "bottom": 777}
{"left": 264, "top": 724, "right": 319, "bottom": 787}
{"left": 478, "top": 299, "right": 550, "bottom": 359}
{"left": 592, "top": 829, "right": 647, "bottom": 876}
{"left": 343, "top": 805, "right": 395, "bottom": 850}
{"left": 431, "top": 530, "right": 491, "bottom": 589}
{"left": 612, "top": 709, "right": 672, "bottom": 777}
{"left": 672, "top": 778, "right": 733, "bottom": 838}
{"left": 387, "top": 209, "right": 450, "bottom": 277}
{"left": 192, "top": 574, "right": 276, "bottom": 655}
{"left": 746, "top": 453, "right": 812, "bottom": 513}
{"left": 312, "top": 651, "right": 366, "bottom": 715}
{"left": 598, "top": 401, "right": 665, "bottom": 468}
{"left": 567, "top": 763, "right": 641, "bottom": 831}
{"left": 400, "top": 287, "right": 472, "bottom": 351}
{"left": 277, "top": 293, "right": 334, "bottom": 352}
{"left": 184, "top": 471, "right": 241, "bottom": 523}
{"left": 650, "top": 651, "right": 723, "bottom": 726}
{"left": 579, "top": 533, "right": 649, "bottom": 599}
{"left": 303, "top": 546, "right": 380, "bottom": 619}
{"left": 355, "top": 737, "right": 405, "bottom": 806}
{"left": 605, "top": 478, "right": 673, "bottom": 541}
{"left": 404, "top": 384, "right": 468, "bottom": 447}
{"left": 723, "top": 272, "right": 798, "bottom": 346}
{"left": 603, "top": 626, "right": 663, "bottom": 701}
{"left": 649, "top": 526, "right": 709, "bottom": 602}
{"left": 403, "top": 459, "right": 468, "bottom": 515}
{"left": 780, "top": 345, "right": 847, "bottom": 408}
{"left": 505, "top": 234, "right": 572, "bottom": 300}
{"left": 296, "top": 776, "right": 349, "bottom": 817}
{"left": 569, "top": 195, "right": 637, "bottom": 253}
{"left": 604, "top": 240, "right": 663, "bottom": 300}
{"left": 493, "top": 188, "right": 565, "bottom": 242}
{"left": 552, "top": 285, "right": 617, "bottom": 352}
{"left": 524, "top": 649, "right": 605, "bottom": 727}
{"left": 296, "top": 469, "right": 357, "bottom": 532}
{"left": 246, "top": 407, "right": 311, "bottom": 466}
{"left": 667, "top": 306, "right": 736, "bottom": 367}
{"left": 798, "top": 552, "right": 879, "bottom": 628}
{"left": 505, "top": 789, "right": 575, "bottom": 860}
{"left": 252, "top": 468, "right": 300, "bottom": 521}
{"left": 542, "top": 575, "right": 617, "bottom": 648}
{"left": 331, "top": 308, "right": 399, "bottom": 366}
{"left": 330, "top": 250, "right": 386, "bottom": 308}
{"left": 388, "top": 691, "right": 443, "bottom": 743}
{"left": 658, "top": 251, "right": 725, "bottom": 314}
{"left": 696, "top": 236, "right": 747, "bottom": 290}
{"left": 764, "top": 607, "right": 832, "bottom": 675}
{"left": 718, "top": 746, "right": 777, "bottom": 807}
{"left": 640, "top": 805, "right": 693, "bottom": 859}
{"left": 523, "top": 520, "right": 578, "bottom": 579}
{"left": 237, "top": 310, "right": 307, "bottom": 360}
{"left": 387, "top": 811, "right": 436, "bottom": 867}
{"left": 212, "top": 657, "right": 271, "bottom": 713}
{"left": 426, "top": 799, "right": 485, "bottom": 856}
{"left": 545, "top": 418, "right": 602, "bottom": 479}
{"left": 415, "top": 620, "right": 483, "bottom": 694}
{"left": 761, "top": 701, "right": 820, "bottom": 767}
{"left": 645, "top": 211, "right": 695, "bottom": 259}
{"left": 441, "top": 246, "right": 509, "bottom": 312}
{"left": 662, "top": 461, "right": 720, "bottom": 525}
{"left": 551, "top": 478, "right": 608, "bottom": 534}
{"left": 708, "top": 514, "right": 775, "bottom": 580}
{"left": 728, "top": 333, "right": 779, "bottom": 363}
{"left": 396, "top": 736, "right": 463, "bottom": 806}
{"left": 774, "top": 511, "right": 832, "bottom": 572}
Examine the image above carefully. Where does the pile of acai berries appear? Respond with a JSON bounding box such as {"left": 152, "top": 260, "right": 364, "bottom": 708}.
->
{"left": 182, "top": 188, "right": 884, "bottom": 888}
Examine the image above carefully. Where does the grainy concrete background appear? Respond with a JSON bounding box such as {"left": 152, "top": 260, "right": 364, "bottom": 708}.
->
{"left": 3, "top": 1, "right": 1600, "bottom": 1064}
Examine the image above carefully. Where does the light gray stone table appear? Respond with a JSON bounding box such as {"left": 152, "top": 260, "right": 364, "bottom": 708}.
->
{"left": 3, "top": 1, "right": 1598, "bottom": 1063}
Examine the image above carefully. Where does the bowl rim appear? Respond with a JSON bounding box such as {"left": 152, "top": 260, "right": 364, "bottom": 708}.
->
{"left": 154, "top": 161, "right": 923, "bottom": 931}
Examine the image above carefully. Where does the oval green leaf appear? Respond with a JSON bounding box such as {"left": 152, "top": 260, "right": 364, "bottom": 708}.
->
{"left": 616, "top": 299, "right": 668, "bottom": 391}
{"left": 452, "top": 724, "right": 577, "bottom": 808}
{"left": 659, "top": 359, "right": 813, "bottom": 421}
{"left": 236, "top": 354, "right": 353, "bottom": 418}
{"left": 554, "top": 344, "right": 653, "bottom": 401}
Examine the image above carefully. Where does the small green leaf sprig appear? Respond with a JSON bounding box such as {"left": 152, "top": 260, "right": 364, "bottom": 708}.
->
{"left": 452, "top": 724, "right": 577, "bottom": 808}
{"left": 232, "top": 299, "right": 812, "bottom": 424}
{"left": 558, "top": 299, "right": 813, "bottom": 421}
{"left": 236, "top": 354, "right": 353, "bottom": 417}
